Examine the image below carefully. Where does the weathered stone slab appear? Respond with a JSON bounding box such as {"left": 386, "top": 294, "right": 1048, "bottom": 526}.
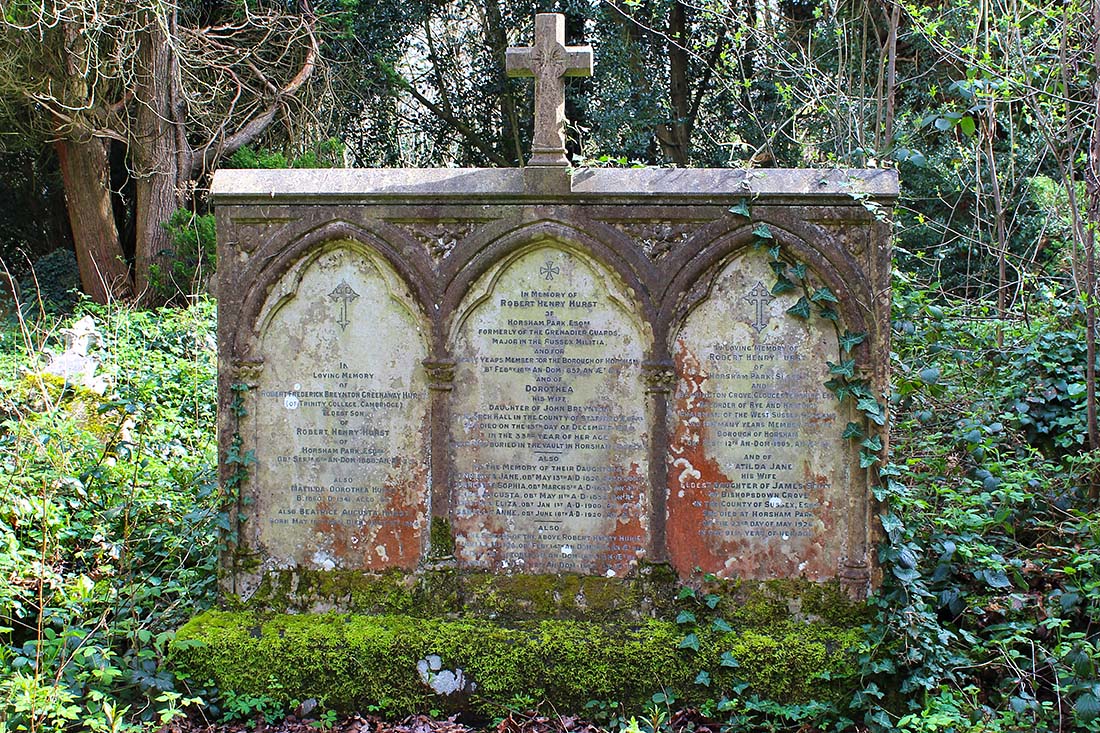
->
{"left": 240, "top": 244, "right": 430, "bottom": 586}
{"left": 214, "top": 165, "right": 896, "bottom": 604}
{"left": 666, "top": 252, "right": 853, "bottom": 580}
{"left": 449, "top": 244, "right": 650, "bottom": 575}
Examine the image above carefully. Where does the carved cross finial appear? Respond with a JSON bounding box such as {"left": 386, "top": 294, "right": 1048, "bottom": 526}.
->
{"left": 742, "top": 281, "right": 775, "bottom": 333}
{"left": 506, "top": 13, "right": 593, "bottom": 167}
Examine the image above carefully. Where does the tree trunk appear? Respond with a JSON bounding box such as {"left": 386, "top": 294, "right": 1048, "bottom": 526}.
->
{"left": 133, "top": 9, "right": 185, "bottom": 305}
{"left": 483, "top": 0, "right": 523, "bottom": 164}
{"left": 1087, "top": 0, "right": 1100, "bottom": 498}
{"left": 881, "top": 0, "right": 900, "bottom": 152}
{"left": 659, "top": 1, "right": 692, "bottom": 164}
{"left": 54, "top": 138, "right": 132, "bottom": 303}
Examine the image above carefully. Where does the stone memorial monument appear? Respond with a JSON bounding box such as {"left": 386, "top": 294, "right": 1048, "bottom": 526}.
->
{"left": 212, "top": 13, "right": 896, "bottom": 609}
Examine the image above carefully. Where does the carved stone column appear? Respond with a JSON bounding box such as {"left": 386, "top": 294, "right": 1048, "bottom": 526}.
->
{"left": 424, "top": 358, "right": 457, "bottom": 561}
{"left": 223, "top": 357, "right": 264, "bottom": 596}
{"left": 642, "top": 359, "right": 677, "bottom": 563}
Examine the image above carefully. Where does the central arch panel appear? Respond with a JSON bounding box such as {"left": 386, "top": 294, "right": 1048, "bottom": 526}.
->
{"left": 447, "top": 242, "right": 651, "bottom": 575}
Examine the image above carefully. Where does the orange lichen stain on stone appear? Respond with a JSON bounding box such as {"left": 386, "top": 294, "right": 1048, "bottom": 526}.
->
{"left": 305, "top": 458, "right": 428, "bottom": 572}
{"left": 666, "top": 340, "right": 732, "bottom": 576}
{"left": 666, "top": 340, "right": 839, "bottom": 581}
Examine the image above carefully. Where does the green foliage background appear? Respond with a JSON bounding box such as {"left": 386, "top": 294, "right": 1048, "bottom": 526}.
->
{"left": 0, "top": 0, "right": 1098, "bottom": 730}
{"left": 2, "top": 282, "right": 1097, "bottom": 732}
{"left": 0, "top": 302, "right": 220, "bottom": 728}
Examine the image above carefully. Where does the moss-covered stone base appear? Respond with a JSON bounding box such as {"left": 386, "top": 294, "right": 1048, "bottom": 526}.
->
{"left": 231, "top": 564, "right": 682, "bottom": 622}
{"left": 228, "top": 564, "right": 870, "bottom": 627}
{"left": 170, "top": 611, "right": 864, "bottom": 717}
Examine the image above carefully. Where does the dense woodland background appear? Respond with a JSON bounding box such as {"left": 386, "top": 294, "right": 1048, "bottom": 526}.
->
{"left": 0, "top": 0, "right": 1099, "bottom": 731}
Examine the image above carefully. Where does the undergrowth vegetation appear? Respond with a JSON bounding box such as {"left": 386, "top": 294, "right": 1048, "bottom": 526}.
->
{"left": 0, "top": 298, "right": 219, "bottom": 729}
{"left": 0, "top": 280, "right": 1098, "bottom": 732}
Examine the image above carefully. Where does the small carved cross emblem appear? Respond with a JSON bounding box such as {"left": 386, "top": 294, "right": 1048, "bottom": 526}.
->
{"left": 539, "top": 260, "right": 560, "bottom": 281}
{"left": 506, "top": 13, "right": 593, "bottom": 166}
{"left": 329, "top": 281, "right": 359, "bottom": 330}
{"left": 742, "top": 281, "right": 775, "bottom": 333}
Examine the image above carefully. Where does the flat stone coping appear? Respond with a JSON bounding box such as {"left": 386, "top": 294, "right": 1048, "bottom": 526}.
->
{"left": 211, "top": 167, "right": 898, "bottom": 203}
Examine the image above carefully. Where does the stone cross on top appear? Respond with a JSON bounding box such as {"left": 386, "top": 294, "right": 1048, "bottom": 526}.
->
{"left": 506, "top": 13, "right": 593, "bottom": 167}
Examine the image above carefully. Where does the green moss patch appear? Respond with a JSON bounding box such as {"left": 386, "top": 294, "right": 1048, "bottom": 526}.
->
{"left": 170, "top": 611, "right": 863, "bottom": 716}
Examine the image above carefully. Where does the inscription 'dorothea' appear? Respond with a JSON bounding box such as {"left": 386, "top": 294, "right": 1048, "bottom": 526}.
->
{"left": 449, "top": 244, "right": 650, "bottom": 576}
{"left": 247, "top": 245, "right": 430, "bottom": 574}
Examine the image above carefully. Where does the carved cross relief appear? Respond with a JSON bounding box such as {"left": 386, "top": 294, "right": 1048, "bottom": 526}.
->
{"left": 506, "top": 13, "right": 593, "bottom": 166}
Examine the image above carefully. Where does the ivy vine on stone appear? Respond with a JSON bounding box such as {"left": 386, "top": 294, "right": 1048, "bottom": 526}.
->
{"left": 729, "top": 197, "right": 885, "bottom": 471}
{"left": 223, "top": 382, "right": 256, "bottom": 549}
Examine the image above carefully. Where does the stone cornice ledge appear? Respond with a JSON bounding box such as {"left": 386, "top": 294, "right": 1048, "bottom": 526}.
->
{"left": 211, "top": 167, "right": 899, "bottom": 204}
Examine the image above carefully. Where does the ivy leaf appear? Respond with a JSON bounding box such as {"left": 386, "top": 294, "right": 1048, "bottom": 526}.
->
{"left": 787, "top": 297, "right": 811, "bottom": 319}
{"left": 719, "top": 651, "right": 740, "bottom": 668}
{"left": 860, "top": 449, "right": 880, "bottom": 468}
{"left": 676, "top": 610, "right": 697, "bottom": 625}
{"left": 694, "top": 670, "right": 712, "bottom": 687}
{"left": 810, "top": 286, "right": 839, "bottom": 303}
{"left": 712, "top": 617, "right": 733, "bottom": 633}
{"left": 828, "top": 359, "right": 857, "bottom": 378}
{"left": 825, "top": 378, "right": 852, "bottom": 402}
{"left": 728, "top": 199, "right": 751, "bottom": 218}
{"left": 842, "top": 422, "right": 865, "bottom": 440}
{"left": 839, "top": 331, "right": 866, "bottom": 352}
{"left": 768, "top": 244, "right": 782, "bottom": 261}
{"left": 849, "top": 381, "right": 873, "bottom": 399}
{"left": 677, "top": 587, "right": 696, "bottom": 600}
{"left": 919, "top": 367, "right": 941, "bottom": 384}
{"left": 703, "top": 593, "right": 720, "bottom": 609}
{"left": 892, "top": 565, "right": 920, "bottom": 582}
{"left": 982, "top": 568, "right": 1012, "bottom": 589}
{"left": 868, "top": 710, "right": 893, "bottom": 728}
{"left": 857, "top": 397, "right": 887, "bottom": 425}
{"left": 791, "top": 262, "right": 807, "bottom": 279}
{"left": 752, "top": 223, "right": 774, "bottom": 240}
{"left": 860, "top": 435, "right": 883, "bottom": 452}
{"left": 769, "top": 260, "right": 788, "bottom": 277}
{"left": 818, "top": 306, "right": 839, "bottom": 322}
{"left": 678, "top": 633, "right": 700, "bottom": 652}
{"left": 771, "top": 277, "right": 797, "bottom": 295}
